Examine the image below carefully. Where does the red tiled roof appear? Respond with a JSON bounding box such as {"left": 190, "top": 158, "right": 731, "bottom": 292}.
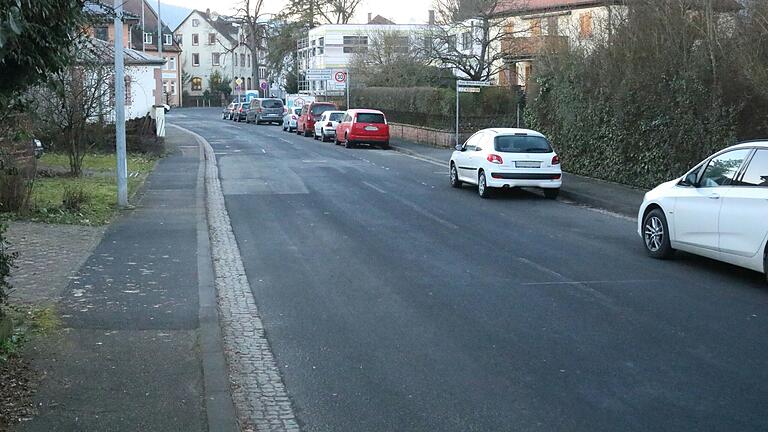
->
{"left": 492, "top": 0, "right": 741, "bottom": 16}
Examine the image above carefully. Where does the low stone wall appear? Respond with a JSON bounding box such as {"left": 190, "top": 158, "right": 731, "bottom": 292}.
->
{"left": 389, "top": 123, "right": 471, "bottom": 149}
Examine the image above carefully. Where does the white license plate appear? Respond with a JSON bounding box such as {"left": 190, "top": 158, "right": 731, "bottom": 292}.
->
{"left": 515, "top": 161, "right": 541, "bottom": 168}
{"left": 364, "top": 126, "right": 379, "bottom": 131}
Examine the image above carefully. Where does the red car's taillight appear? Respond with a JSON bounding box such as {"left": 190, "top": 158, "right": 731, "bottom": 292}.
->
{"left": 552, "top": 155, "right": 560, "bottom": 165}
{"left": 291, "top": 115, "right": 297, "bottom": 120}
{"left": 487, "top": 154, "right": 503, "bottom": 164}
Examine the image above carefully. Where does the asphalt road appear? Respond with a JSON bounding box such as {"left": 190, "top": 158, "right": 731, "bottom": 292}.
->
{"left": 170, "top": 108, "right": 768, "bottom": 432}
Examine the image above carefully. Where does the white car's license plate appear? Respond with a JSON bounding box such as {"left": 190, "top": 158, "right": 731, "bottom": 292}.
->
{"left": 364, "top": 126, "right": 379, "bottom": 131}
{"left": 515, "top": 161, "right": 541, "bottom": 168}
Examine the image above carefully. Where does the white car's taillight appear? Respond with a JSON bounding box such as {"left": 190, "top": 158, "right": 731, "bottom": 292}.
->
{"left": 486, "top": 154, "right": 503, "bottom": 164}
{"left": 552, "top": 155, "right": 560, "bottom": 165}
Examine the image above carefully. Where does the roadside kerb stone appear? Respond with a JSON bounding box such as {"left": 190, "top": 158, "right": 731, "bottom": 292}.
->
{"left": 183, "top": 125, "right": 300, "bottom": 432}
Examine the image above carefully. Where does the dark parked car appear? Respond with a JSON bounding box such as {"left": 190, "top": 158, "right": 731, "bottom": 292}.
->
{"left": 233, "top": 102, "right": 249, "bottom": 122}
{"left": 247, "top": 98, "right": 285, "bottom": 125}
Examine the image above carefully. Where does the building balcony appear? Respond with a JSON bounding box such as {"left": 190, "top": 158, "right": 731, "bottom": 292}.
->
{"left": 501, "top": 35, "right": 569, "bottom": 61}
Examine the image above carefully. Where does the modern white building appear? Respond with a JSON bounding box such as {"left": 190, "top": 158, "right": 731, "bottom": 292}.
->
{"left": 297, "top": 16, "right": 429, "bottom": 95}
{"left": 174, "top": 9, "right": 267, "bottom": 102}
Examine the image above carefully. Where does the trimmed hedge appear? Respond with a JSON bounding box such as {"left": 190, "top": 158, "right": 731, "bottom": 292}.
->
{"left": 351, "top": 86, "right": 522, "bottom": 132}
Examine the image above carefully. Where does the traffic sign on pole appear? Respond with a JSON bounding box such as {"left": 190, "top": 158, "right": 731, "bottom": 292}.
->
{"left": 458, "top": 87, "right": 481, "bottom": 93}
{"left": 306, "top": 69, "right": 332, "bottom": 80}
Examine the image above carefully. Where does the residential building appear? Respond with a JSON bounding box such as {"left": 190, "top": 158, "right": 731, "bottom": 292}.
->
{"left": 491, "top": 0, "right": 741, "bottom": 89}
{"left": 296, "top": 16, "right": 428, "bottom": 95}
{"left": 174, "top": 9, "right": 266, "bottom": 102}
{"left": 123, "top": 0, "right": 183, "bottom": 107}
{"left": 84, "top": 2, "right": 165, "bottom": 120}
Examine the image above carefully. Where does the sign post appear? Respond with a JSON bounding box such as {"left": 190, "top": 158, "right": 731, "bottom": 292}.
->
{"left": 455, "top": 80, "right": 491, "bottom": 147}
{"left": 235, "top": 77, "right": 242, "bottom": 102}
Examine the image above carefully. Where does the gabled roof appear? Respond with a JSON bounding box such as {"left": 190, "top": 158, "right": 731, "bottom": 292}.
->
{"left": 81, "top": 38, "right": 166, "bottom": 66}
{"left": 174, "top": 9, "right": 241, "bottom": 45}
{"left": 491, "top": 0, "right": 741, "bottom": 16}
{"left": 369, "top": 15, "right": 396, "bottom": 25}
{"left": 84, "top": 1, "right": 140, "bottom": 23}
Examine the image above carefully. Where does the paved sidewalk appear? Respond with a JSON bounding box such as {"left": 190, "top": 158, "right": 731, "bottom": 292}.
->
{"left": 389, "top": 138, "right": 647, "bottom": 217}
{"left": 19, "top": 134, "right": 235, "bottom": 431}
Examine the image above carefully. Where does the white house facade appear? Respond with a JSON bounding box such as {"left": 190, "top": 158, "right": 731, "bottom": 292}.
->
{"left": 174, "top": 9, "right": 266, "bottom": 101}
{"left": 297, "top": 21, "right": 428, "bottom": 95}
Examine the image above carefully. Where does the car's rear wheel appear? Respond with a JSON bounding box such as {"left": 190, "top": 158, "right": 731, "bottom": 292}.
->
{"left": 450, "top": 163, "right": 461, "bottom": 188}
{"left": 478, "top": 171, "right": 491, "bottom": 198}
{"left": 763, "top": 247, "right": 767, "bottom": 284}
{"left": 643, "top": 208, "right": 674, "bottom": 259}
{"left": 381, "top": 141, "right": 390, "bottom": 150}
{"left": 313, "top": 132, "right": 319, "bottom": 140}
{"left": 334, "top": 135, "right": 341, "bottom": 145}
{"left": 304, "top": 128, "right": 312, "bottom": 137}
{"left": 345, "top": 134, "right": 354, "bottom": 148}
{"left": 544, "top": 188, "right": 559, "bottom": 199}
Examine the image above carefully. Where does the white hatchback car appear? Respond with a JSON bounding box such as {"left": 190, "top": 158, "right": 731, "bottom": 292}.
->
{"left": 449, "top": 128, "right": 562, "bottom": 198}
{"left": 282, "top": 107, "right": 302, "bottom": 132}
{"left": 313, "top": 110, "right": 345, "bottom": 142}
{"left": 638, "top": 141, "right": 768, "bottom": 282}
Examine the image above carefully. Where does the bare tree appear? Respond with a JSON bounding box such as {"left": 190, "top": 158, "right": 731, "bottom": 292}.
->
{"left": 422, "top": 0, "right": 530, "bottom": 81}
{"left": 33, "top": 39, "right": 115, "bottom": 176}
{"left": 234, "top": 0, "right": 268, "bottom": 96}
{"left": 280, "top": 0, "right": 363, "bottom": 26}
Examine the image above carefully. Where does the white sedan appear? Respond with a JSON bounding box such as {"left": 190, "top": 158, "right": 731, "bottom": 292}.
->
{"left": 638, "top": 141, "right": 768, "bottom": 282}
{"left": 449, "top": 128, "right": 562, "bottom": 198}
{"left": 313, "top": 110, "right": 345, "bottom": 142}
{"left": 282, "top": 107, "right": 302, "bottom": 132}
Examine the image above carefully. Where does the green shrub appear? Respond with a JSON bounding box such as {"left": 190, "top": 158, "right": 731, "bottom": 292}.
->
{"left": 0, "top": 224, "right": 17, "bottom": 323}
{"left": 61, "top": 185, "right": 91, "bottom": 212}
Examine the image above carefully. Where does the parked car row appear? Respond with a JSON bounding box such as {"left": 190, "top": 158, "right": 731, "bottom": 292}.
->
{"left": 284, "top": 102, "right": 391, "bottom": 150}
{"left": 222, "top": 98, "right": 286, "bottom": 124}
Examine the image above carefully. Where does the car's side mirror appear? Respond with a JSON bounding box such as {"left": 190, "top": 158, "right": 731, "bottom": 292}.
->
{"left": 455, "top": 144, "right": 464, "bottom": 151}
{"left": 681, "top": 172, "right": 698, "bottom": 187}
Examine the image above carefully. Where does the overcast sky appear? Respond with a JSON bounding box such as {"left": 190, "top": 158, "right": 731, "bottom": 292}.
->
{"left": 160, "top": 0, "right": 435, "bottom": 25}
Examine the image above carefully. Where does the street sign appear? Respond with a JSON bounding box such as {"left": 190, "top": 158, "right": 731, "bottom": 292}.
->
{"left": 260, "top": 81, "right": 268, "bottom": 91}
{"left": 235, "top": 78, "right": 242, "bottom": 86}
{"left": 458, "top": 87, "right": 480, "bottom": 93}
{"left": 306, "top": 69, "right": 332, "bottom": 80}
{"left": 334, "top": 71, "right": 347, "bottom": 83}
{"left": 457, "top": 80, "right": 491, "bottom": 87}
{"left": 235, "top": 85, "right": 241, "bottom": 92}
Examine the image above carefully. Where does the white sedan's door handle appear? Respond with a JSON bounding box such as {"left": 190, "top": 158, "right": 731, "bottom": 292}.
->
{"left": 708, "top": 193, "right": 720, "bottom": 199}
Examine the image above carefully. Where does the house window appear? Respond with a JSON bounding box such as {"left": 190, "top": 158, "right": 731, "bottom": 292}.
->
{"left": 461, "top": 31, "right": 471, "bottom": 50}
{"left": 547, "top": 16, "right": 559, "bottom": 36}
{"left": 168, "top": 57, "right": 176, "bottom": 70}
{"left": 241, "top": 53, "right": 246, "bottom": 66}
{"left": 124, "top": 75, "right": 132, "bottom": 105}
{"left": 342, "top": 35, "right": 368, "bottom": 53}
{"left": 212, "top": 52, "right": 221, "bottom": 66}
{"left": 530, "top": 18, "right": 542, "bottom": 37}
{"left": 192, "top": 53, "right": 200, "bottom": 66}
{"left": 208, "top": 33, "right": 216, "bottom": 45}
{"left": 192, "top": 18, "right": 199, "bottom": 27}
{"left": 143, "top": 32, "right": 153, "bottom": 45}
{"left": 164, "top": 34, "right": 172, "bottom": 45}
{"left": 447, "top": 35, "right": 457, "bottom": 49}
{"left": 247, "top": 54, "right": 251, "bottom": 68}
{"left": 191, "top": 77, "right": 203, "bottom": 91}
{"left": 234, "top": 54, "right": 238, "bottom": 66}
{"left": 170, "top": 81, "right": 177, "bottom": 95}
{"left": 175, "top": 33, "right": 183, "bottom": 45}
{"left": 580, "top": 12, "right": 593, "bottom": 38}
{"left": 94, "top": 26, "right": 108, "bottom": 41}
{"left": 247, "top": 77, "right": 252, "bottom": 90}
{"left": 192, "top": 34, "right": 199, "bottom": 45}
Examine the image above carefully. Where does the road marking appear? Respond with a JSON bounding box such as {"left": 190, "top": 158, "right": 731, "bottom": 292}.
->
{"left": 521, "top": 279, "right": 657, "bottom": 286}
{"left": 301, "top": 160, "right": 327, "bottom": 163}
{"left": 394, "top": 152, "right": 446, "bottom": 167}
{"left": 362, "top": 181, "right": 388, "bottom": 194}
{"left": 279, "top": 138, "right": 291, "bottom": 143}
{"left": 261, "top": 149, "right": 267, "bottom": 153}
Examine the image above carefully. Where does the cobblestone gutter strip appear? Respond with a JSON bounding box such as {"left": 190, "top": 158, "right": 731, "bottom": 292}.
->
{"left": 184, "top": 126, "right": 300, "bottom": 432}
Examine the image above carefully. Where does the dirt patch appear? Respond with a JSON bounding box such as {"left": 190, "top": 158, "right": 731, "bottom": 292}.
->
{"left": 0, "top": 354, "right": 37, "bottom": 431}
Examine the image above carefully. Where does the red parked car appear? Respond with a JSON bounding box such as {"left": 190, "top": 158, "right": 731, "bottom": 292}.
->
{"left": 297, "top": 102, "right": 338, "bottom": 137}
{"left": 334, "top": 109, "right": 390, "bottom": 149}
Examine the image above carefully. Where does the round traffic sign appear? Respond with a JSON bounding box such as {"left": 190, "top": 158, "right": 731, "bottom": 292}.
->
{"left": 260, "top": 81, "right": 268, "bottom": 90}
{"left": 334, "top": 71, "right": 347, "bottom": 83}
{"left": 294, "top": 97, "right": 305, "bottom": 107}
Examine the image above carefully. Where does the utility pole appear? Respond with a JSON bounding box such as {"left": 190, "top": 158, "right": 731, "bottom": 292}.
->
{"left": 157, "top": 0, "right": 163, "bottom": 102}
{"left": 114, "top": 0, "right": 128, "bottom": 207}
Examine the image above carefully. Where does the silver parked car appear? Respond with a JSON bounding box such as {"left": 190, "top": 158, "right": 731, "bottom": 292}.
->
{"left": 247, "top": 98, "right": 285, "bottom": 125}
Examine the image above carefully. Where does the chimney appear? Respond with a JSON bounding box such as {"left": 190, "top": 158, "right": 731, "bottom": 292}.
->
{"left": 368, "top": 13, "right": 372, "bottom": 23}
{"left": 428, "top": 10, "right": 435, "bottom": 25}
{"left": 206, "top": 8, "right": 210, "bottom": 16}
